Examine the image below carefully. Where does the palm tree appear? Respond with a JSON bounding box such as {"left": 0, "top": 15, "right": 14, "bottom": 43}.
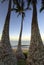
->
{"left": 13, "top": 0, "right": 30, "bottom": 59}
{"left": 27, "top": 0, "right": 43, "bottom": 65}
{"left": 1, "top": 0, "right": 12, "bottom": 52}
{"left": 14, "top": 0, "right": 25, "bottom": 59}
{"left": 13, "top": 0, "right": 31, "bottom": 59}
{"left": 16, "top": 14, "right": 25, "bottom": 59}
{"left": 40, "top": 0, "right": 44, "bottom": 12}
{"left": 0, "top": 0, "right": 17, "bottom": 65}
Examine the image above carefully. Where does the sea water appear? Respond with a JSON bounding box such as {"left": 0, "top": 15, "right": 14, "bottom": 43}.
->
{"left": 10, "top": 41, "right": 30, "bottom": 49}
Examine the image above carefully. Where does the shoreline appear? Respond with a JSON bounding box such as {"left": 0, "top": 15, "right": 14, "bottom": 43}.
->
{"left": 12, "top": 48, "right": 28, "bottom": 53}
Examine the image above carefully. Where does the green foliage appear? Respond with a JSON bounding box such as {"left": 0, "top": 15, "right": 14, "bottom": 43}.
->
{"left": 23, "top": 52, "right": 28, "bottom": 59}
{"left": 13, "top": 0, "right": 27, "bottom": 18}
{"left": 17, "top": 59, "right": 26, "bottom": 65}
{"left": 17, "top": 52, "right": 27, "bottom": 65}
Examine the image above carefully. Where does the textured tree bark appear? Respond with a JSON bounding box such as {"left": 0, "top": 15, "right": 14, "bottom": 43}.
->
{"left": 1, "top": 0, "right": 11, "bottom": 53}
{"left": 0, "top": 0, "right": 17, "bottom": 65}
{"left": 30, "top": 3, "right": 43, "bottom": 48}
{"left": 27, "top": 2, "right": 44, "bottom": 65}
{"left": 16, "top": 15, "right": 25, "bottom": 59}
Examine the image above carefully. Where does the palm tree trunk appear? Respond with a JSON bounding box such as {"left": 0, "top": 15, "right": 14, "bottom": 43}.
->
{"left": 16, "top": 15, "right": 25, "bottom": 59}
{"left": 30, "top": 3, "right": 43, "bottom": 50}
{"left": 1, "top": 0, "right": 11, "bottom": 53}
{"left": 0, "top": 0, "right": 17, "bottom": 65}
{"left": 18, "top": 15, "right": 23, "bottom": 48}
{"left": 27, "top": 3, "right": 43, "bottom": 65}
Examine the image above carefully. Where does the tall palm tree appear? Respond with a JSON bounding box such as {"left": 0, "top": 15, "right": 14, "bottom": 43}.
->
{"left": 27, "top": 0, "right": 43, "bottom": 65}
{"left": 13, "top": 0, "right": 30, "bottom": 59}
{"left": 0, "top": 0, "right": 17, "bottom": 65}
{"left": 40, "top": 0, "right": 44, "bottom": 12}
{"left": 1, "top": 0, "right": 12, "bottom": 52}
{"left": 13, "top": 0, "right": 26, "bottom": 59}
{"left": 12, "top": 0, "right": 31, "bottom": 59}
{"left": 16, "top": 14, "right": 25, "bottom": 59}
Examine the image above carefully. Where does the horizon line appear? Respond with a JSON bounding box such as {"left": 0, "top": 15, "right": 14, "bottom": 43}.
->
{"left": 0, "top": 34, "right": 44, "bottom": 42}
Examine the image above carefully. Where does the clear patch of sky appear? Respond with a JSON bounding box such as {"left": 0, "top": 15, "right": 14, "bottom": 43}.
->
{"left": 0, "top": 0, "right": 44, "bottom": 41}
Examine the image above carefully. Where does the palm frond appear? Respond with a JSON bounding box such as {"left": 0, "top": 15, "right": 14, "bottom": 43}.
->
{"left": 40, "top": 7, "right": 44, "bottom": 12}
{"left": 11, "top": 8, "right": 18, "bottom": 12}
{"left": 42, "top": 0, "right": 44, "bottom": 6}
{"left": 18, "top": 0, "right": 21, "bottom": 4}
{"left": 24, "top": 7, "right": 31, "bottom": 11}
{"left": 13, "top": 0, "right": 17, "bottom": 4}
{"left": 22, "top": 0, "right": 24, "bottom": 8}
{"left": 17, "top": 12, "right": 21, "bottom": 17}
{"left": 1, "top": 0, "right": 6, "bottom": 3}
{"left": 22, "top": 12, "right": 25, "bottom": 20}
{"left": 13, "top": 0, "right": 20, "bottom": 9}
{"left": 13, "top": 0, "right": 25, "bottom": 19}
{"left": 40, "top": 0, "right": 44, "bottom": 12}
{"left": 27, "top": 0, "right": 31, "bottom": 8}
{"left": 31, "top": 0, "right": 37, "bottom": 5}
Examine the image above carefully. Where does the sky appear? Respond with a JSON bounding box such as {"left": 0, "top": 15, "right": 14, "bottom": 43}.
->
{"left": 0, "top": 0, "right": 44, "bottom": 42}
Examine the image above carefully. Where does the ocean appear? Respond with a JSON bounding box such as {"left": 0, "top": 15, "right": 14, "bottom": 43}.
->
{"left": 11, "top": 41, "right": 44, "bottom": 49}
{"left": 10, "top": 41, "right": 30, "bottom": 49}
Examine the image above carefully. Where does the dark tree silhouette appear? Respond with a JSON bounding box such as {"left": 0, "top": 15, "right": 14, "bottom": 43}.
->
{"left": 40, "top": 0, "right": 44, "bottom": 12}
{"left": 27, "top": 0, "right": 44, "bottom": 65}
{"left": 13, "top": 0, "right": 30, "bottom": 59}
{"left": 13, "top": 0, "right": 26, "bottom": 59}
{"left": 0, "top": 0, "right": 17, "bottom": 65}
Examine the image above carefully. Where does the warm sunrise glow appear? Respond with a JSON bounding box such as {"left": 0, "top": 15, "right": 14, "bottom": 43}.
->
{"left": 10, "top": 35, "right": 31, "bottom": 41}
{"left": 0, "top": 34, "right": 44, "bottom": 42}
